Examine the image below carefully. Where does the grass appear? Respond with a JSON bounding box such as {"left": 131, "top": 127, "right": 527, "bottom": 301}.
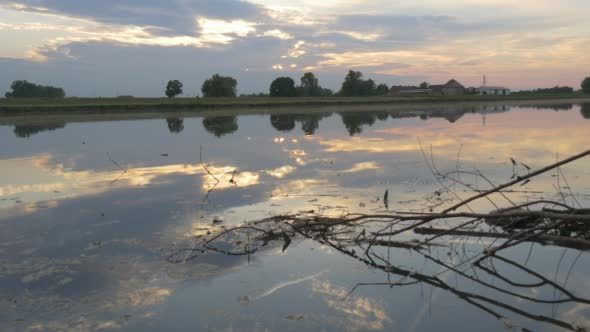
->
{"left": 0, "top": 93, "right": 588, "bottom": 114}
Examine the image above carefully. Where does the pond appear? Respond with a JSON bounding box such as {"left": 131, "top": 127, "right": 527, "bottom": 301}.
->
{"left": 1, "top": 102, "right": 590, "bottom": 331}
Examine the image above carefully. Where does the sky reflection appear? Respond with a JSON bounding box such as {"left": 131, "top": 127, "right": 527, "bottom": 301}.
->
{"left": 0, "top": 103, "right": 589, "bottom": 331}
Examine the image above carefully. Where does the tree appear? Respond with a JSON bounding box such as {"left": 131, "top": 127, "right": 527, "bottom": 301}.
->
{"left": 419, "top": 82, "right": 430, "bottom": 89}
{"left": 321, "top": 88, "right": 334, "bottom": 97}
{"left": 5, "top": 80, "right": 65, "bottom": 98}
{"left": 376, "top": 83, "right": 389, "bottom": 95}
{"left": 165, "top": 80, "right": 183, "bottom": 98}
{"left": 360, "top": 79, "right": 377, "bottom": 96}
{"left": 340, "top": 70, "right": 364, "bottom": 96}
{"left": 582, "top": 77, "right": 590, "bottom": 94}
{"left": 270, "top": 77, "right": 296, "bottom": 97}
{"left": 201, "top": 74, "right": 237, "bottom": 97}
{"left": 339, "top": 70, "right": 386, "bottom": 96}
{"left": 300, "top": 72, "right": 322, "bottom": 97}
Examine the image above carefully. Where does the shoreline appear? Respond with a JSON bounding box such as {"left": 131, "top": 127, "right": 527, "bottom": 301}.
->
{"left": 0, "top": 97, "right": 588, "bottom": 125}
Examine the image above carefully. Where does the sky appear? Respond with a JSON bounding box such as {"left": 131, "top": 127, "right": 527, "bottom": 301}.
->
{"left": 0, "top": 0, "right": 589, "bottom": 96}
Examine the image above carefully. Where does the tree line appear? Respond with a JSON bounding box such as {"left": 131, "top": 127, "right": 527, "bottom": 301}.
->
{"left": 4, "top": 75, "right": 590, "bottom": 99}
{"left": 4, "top": 80, "right": 65, "bottom": 99}
{"left": 163, "top": 74, "right": 590, "bottom": 98}
{"left": 165, "top": 70, "right": 391, "bottom": 98}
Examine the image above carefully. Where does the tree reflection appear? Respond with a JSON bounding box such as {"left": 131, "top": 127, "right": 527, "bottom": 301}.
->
{"left": 203, "top": 116, "right": 238, "bottom": 137}
{"left": 13, "top": 123, "right": 66, "bottom": 138}
{"left": 581, "top": 103, "right": 590, "bottom": 119}
{"left": 269, "top": 113, "right": 332, "bottom": 135}
{"left": 166, "top": 117, "right": 184, "bottom": 134}
{"left": 298, "top": 113, "right": 327, "bottom": 135}
{"left": 270, "top": 114, "right": 296, "bottom": 132}
{"left": 529, "top": 104, "right": 574, "bottom": 111}
{"left": 339, "top": 112, "right": 378, "bottom": 136}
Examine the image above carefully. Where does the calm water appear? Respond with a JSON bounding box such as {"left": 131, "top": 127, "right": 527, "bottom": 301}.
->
{"left": 1, "top": 103, "right": 590, "bottom": 331}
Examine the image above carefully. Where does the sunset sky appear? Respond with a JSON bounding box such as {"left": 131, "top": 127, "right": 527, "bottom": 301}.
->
{"left": 1, "top": 0, "right": 589, "bottom": 96}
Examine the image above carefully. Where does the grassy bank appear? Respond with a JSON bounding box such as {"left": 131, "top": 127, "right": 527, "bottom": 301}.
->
{"left": 0, "top": 93, "right": 588, "bottom": 114}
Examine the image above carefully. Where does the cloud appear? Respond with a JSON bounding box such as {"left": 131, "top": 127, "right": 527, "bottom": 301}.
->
{"left": 4, "top": 0, "right": 264, "bottom": 34}
{"left": 0, "top": 0, "right": 589, "bottom": 94}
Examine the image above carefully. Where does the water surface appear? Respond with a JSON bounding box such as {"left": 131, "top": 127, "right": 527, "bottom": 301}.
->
{"left": 1, "top": 103, "right": 590, "bottom": 331}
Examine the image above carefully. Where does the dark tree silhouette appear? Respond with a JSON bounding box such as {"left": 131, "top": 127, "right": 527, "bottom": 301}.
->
{"left": 270, "top": 77, "right": 296, "bottom": 97}
{"left": 270, "top": 114, "right": 296, "bottom": 131}
{"left": 419, "top": 82, "right": 430, "bottom": 89}
{"left": 340, "top": 70, "right": 364, "bottom": 96}
{"left": 339, "top": 112, "right": 377, "bottom": 136}
{"left": 376, "top": 112, "right": 389, "bottom": 121}
{"left": 202, "top": 74, "right": 237, "bottom": 97}
{"left": 298, "top": 113, "right": 327, "bottom": 135}
{"left": 300, "top": 72, "right": 322, "bottom": 97}
{"left": 376, "top": 83, "right": 389, "bottom": 95}
{"left": 581, "top": 103, "right": 590, "bottom": 119}
{"left": 339, "top": 71, "right": 385, "bottom": 96}
{"left": 165, "top": 80, "right": 183, "bottom": 98}
{"left": 166, "top": 118, "right": 184, "bottom": 133}
{"left": 203, "top": 116, "right": 238, "bottom": 137}
{"left": 582, "top": 77, "right": 590, "bottom": 94}
{"left": 5, "top": 80, "right": 65, "bottom": 99}
{"left": 13, "top": 123, "right": 66, "bottom": 138}
{"left": 321, "top": 88, "right": 334, "bottom": 97}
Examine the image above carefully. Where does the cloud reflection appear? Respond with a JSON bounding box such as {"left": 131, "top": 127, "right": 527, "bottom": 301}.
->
{"left": 312, "top": 279, "right": 393, "bottom": 330}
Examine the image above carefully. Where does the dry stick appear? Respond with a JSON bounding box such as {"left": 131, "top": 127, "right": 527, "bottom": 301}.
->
{"left": 557, "top": 166, "right": 582, "bottom": 208}
{"left": 330, "top": 237, "right": 582, "bottom": 331}
{"left": 419, "top": 141, "right": 476, "bottom": 213}
{"left": 444, "top": 169, "right": 516, "bottom": 208}
{"left": 415, "top": 200, "right": 579, "bottom": 247}
{"left": 442, "top": 149, "right": 590, "bottom": 214}
{"left": 415, "top": 227, "right": 590, "bottom": 251}
{"left": 106, "top": 152, "right": 127, "bottom": 173}
{"left": 419, "top": 249, "right": 589, "bottom": 305}
{"left": 418, "top": 150, "right": 590, "bottom": 256}
{"left": 200, "top": 145, "right": 221, "bottom": 201}
{"left": 369, "top": 149, "right": 589, "bottom": 246}
{"left": 200, "top": 145, "right": 220, "bottom": 184}
{"left": 373, "top": 211, "right": 590, "bottom": 238}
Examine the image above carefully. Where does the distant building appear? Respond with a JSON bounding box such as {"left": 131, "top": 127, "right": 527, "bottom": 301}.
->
{"left": 430, "top": 79, "right": 465, "bottom": 95}
{"left": 388, "top": 86, "right": 431, "bottom": 96}
{"left": 477, "top": 86, "right": 511, "bottom": 95}
{"left": 477, "top": 75, "right": 511, "bottom": 95}
{"left": 389, "top": 79, "right": 465, "bottom": 96}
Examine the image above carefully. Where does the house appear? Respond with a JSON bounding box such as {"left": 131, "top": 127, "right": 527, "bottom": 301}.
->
{"left": 430, "top": 79, "right": 465, "bottom": 95}
{"left": 388, "top": 79, "right": 465, "bottom": 96}
{"left": 478, "top": 86, "right": 511, "bottom": 95}
{"left": 388, "top": 86, "right": 431, "bottom": 96}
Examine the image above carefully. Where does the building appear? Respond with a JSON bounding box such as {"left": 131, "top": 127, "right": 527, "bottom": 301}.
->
{"left": 388, "top": 79, "right": 465, "bottom": 96}
{"left": 388, "top": 86, "right": 431, "bottom": 96}
{"left": 478, "top": 86, "right": 511, "bottom": 95}
{"left": 429, "top": 79, "right": 465, "bottom": 95}
{"left": 477, "top": 75, "right": 511, "bottom": 95}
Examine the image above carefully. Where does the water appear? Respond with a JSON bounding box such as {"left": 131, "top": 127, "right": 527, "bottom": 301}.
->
{"left": 1, "top": 102, "right": 589, "bottom": 331}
